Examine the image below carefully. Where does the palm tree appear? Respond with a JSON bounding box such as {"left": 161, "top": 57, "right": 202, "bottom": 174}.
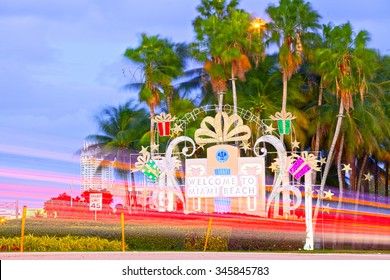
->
{"left": 192, "top": 0, "right": 242, "bottom": 111}
{"left": 193, "top": 1, "right": 267, "bottom": 115}
{"left": 214, "top": 9, "right": 257, "bottom": 114}
{"left": 238, "top": 54, "right": 281, "bottom": 119}
{"left": 124, "top": 34, "right": 186, "bottom": 146}
{"left": 313, "top": 22, "right": 378, "bottom": 225}
{"left": 347, "top": 97, "right": 389, "bottom": 192}
{"left": 86, "top": 101, "right": 149, "bottom": 209}
{"left": 266, "top": 0, "right": 321, "bottom": 115}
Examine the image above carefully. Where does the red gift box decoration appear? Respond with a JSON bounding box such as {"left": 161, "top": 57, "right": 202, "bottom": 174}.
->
{"left": 157, "top": 122, "right": 171, "bottom": 136}
{"left": 153, "top": 113, "right": 176, "bottom": 137}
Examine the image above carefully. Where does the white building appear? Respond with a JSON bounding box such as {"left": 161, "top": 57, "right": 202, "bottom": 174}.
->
{"left": 80, "top": 142, "right": 115, "bottom": 192}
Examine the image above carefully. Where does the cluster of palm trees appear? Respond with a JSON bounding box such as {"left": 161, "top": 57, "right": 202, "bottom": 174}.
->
{"left": 86, "top": 0, "right": 389, "bottom": 208}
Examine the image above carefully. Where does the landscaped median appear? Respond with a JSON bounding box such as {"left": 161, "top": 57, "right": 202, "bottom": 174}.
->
{"left": 0, "top": 215, "right": 305, "bottom": 252}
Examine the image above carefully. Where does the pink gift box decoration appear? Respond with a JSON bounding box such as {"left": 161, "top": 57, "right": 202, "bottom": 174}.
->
{"left": 289, "top": 156, "right": 312, "bottom": 180}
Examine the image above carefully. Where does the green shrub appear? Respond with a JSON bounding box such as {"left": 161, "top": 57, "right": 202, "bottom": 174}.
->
{"left": 0, "top": 235, "right": 123, "bottom": 252}
{"left": 184, "top": 228, "right": 230, "bottom": 251}
{"left": 0, "top": 217, "right": 307, "bottom": 252}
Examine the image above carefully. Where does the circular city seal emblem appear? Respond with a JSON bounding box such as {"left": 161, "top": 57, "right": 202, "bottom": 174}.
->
{"left": 216, "top": 149, "right": 229, "bottom": 163}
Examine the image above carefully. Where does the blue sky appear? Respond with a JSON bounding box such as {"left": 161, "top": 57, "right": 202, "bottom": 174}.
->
{"left": 0, "top": 0, "right": 389, "bottom": 208}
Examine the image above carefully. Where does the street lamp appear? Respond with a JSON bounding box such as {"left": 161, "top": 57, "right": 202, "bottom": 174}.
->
{"left": 250, "top": 18, "right": 266, "bottom": 33}
{"left": 249, "top": 18, "right": 267, "bottom": 68}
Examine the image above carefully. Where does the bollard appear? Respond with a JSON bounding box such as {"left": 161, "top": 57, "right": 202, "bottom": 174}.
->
{"left": 121, "top": 212, "right": 125, "bottom": 252}
{"left": 20, "top": 205, "right": 27, "bottom": 252}
{"left": 203, "top": 217, "right": 213, "bottom": 251}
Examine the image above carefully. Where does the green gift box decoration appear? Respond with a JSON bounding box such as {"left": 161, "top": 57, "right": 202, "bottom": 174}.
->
{"left": 141, "top": 159, "right": 161, "bottom": 182}
{"left": 277, "top": 119, "right": 291, "bottom": 134}
{"left": 270, "top": 111, "right": 296, "bottom": 135}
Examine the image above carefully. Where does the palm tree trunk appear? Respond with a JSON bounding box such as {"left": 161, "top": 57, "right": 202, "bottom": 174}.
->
{"left": 166, "top": 86, "right": 173, "bottom": 114}
{"left": 313, "top": 100, "right": 344, "bottom": 229}
{"left": 231, "top": 68, "right": 238, "bottom": 115}
{"left": 218, "top": 92, "right": 224, "bottom": 112}
{"left": 374, "top": 157, "right": 379, "bottom": 195}
{"left": 352, "top": 153, "right": 368, "bottom": 249}
{"left": 333, "top": 132, "right": 344, "bottom": 248}
{"left": 281, "top": 71, "right": 288, "bottom": 114}
{"left": 149, "top": 105, "right": 155, "bottom": 147}
{"left": 313, "top": 79, "right": 324, "bottom": 183}
{"left": 337, "top": 132, "right": 345, "bottom": 197}
{"left": 356, "top": 153, "right": 368, "bottom": 194}
{"left": 349, "top": 155, "right": 357, "bottom": 191}
{"left": 386, "top": 162, "right": 389, "bottom": 197}
{"left": 119, "top": 151, "right": 131, "bottom": 213}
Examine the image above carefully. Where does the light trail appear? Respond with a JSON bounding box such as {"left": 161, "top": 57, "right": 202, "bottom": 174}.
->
{"left": 0, "top": 143, "right": 79, "bottom": 164}
{"left": 0, "top": 167, "right": 79, "bottom": 185}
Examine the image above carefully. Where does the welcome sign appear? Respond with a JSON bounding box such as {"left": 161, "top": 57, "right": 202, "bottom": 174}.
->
{"left": 185, "top": 144, "right": 266, "bottom": 216}
{"left": 186, "top": 175, "right": 258, "bottom": 197}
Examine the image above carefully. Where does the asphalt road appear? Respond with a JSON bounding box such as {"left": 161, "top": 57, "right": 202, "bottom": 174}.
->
{"left": 1, "top": 251, "right": 390, "bottom": 260}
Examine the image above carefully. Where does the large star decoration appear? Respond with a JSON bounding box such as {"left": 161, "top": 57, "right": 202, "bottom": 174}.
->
{"left": 140, "top": 146, "right": 149, "bottom": 155}
{"left": 323, "top": 189, "right": 335, "bottom": 200}
{"left": 196, "top": 143, "right": 205, "bottom": 151}
{"left": 319, "top": 157, "right": 327, "bottom": 165}
{"left": 291, "top": 139, "right": 300, "bottom": 149}
{"left": 172, "top": 123, "right": 183, "bottom": 135}
{"left": 342, "top": 164, "right": 352, "bottom": 173}
{"left": 364, "top": 173, "right": 373, "bottom": 181}
{"left": 240, "top": 141, "right": 251, "bottom": 152}
{"left": 268, "top": 161, "right": 279, "bottom": 172}
{"left": 265, "top": 124, "right": 277, "bottom": 134}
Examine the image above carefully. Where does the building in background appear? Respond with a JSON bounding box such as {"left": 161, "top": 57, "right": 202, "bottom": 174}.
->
{"left": 80, "top": 142, "right": 115, "bottom": 193}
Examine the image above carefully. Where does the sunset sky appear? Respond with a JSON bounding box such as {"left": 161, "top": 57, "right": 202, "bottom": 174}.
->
{"left": 1, "top": 0, "right": 389, "bottom": 208}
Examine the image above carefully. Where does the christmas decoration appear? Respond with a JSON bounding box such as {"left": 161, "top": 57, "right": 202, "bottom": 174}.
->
{"left": 194, "top": 112, "right": 251, "bottom": 144}
{"left": 342, "top": 163, "right": 352, "bottom": 173}
{"left": 240, "top": 141, "right": 251, "bottom": 152}
{"left": 291, "top": 139, "right": 300, "bottom": 149}
{"left": 153, "top": 112, "right": 176, "bottom": 136}
{"left": 270, "top": 111, "right": 296, "bottom": 135}
{"left": 319, "top": 157, "right": 327, "bottom": 165}
{"left": 289, "top": 152, "right": 319, "bottom": 180}
{"left": 172, "top": 123, "right": 183, "bottom": 135}
{"left": 264, "top": 123, "right": 277, "bottom": 134}
{"left": 133, "top": 152, "right": 161, "bottom": 182}
{"left": 364, "top": 173, "right": 373, "bottom": 181}
{"left": 323, "top": 189, "right": 335, "bottom": 199}
{"left": 143, "top": 159, "right": 160, "bottom": 181}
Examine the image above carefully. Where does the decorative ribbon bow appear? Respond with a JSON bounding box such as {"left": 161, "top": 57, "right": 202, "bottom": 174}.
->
{"left": 195, "top": 112, "right": 251, "bottom": 144}
{"left": 270, "top": 111, "right": 296, "bottom": 121}
{"left": 153, "top": 112, "right": 176, "bottom": 123}
{"left": 299, "top": 151, "right": 320, "bottom": 171}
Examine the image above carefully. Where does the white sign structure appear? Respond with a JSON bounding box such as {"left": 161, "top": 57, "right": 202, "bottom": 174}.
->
{"left": 89, "top": 193, "right": 103, "bottom": 211}
{"left": 186, "top": 175, "right": 258, "bottom": 198}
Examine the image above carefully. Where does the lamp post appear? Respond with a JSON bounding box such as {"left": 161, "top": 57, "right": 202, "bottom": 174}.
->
{"left": 249, "top": 18, "right": 267, "bottom": 68}
{"left": 251, "top": 18, "right": 266, "bottom": 32}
